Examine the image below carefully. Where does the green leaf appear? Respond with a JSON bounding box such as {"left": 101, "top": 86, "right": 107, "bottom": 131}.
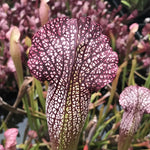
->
{"left": 90, "top": 92, "right": 101, "bottom": 102}
{"left": 121, "top": 0, "right": 131, "bottom": 8}
{"left": 25, "top": 36, "right": 31, "bottom": 47}
{"left": 34, "top": 78, "right": 45, "bottom": 112}
{"left": 148, "top": 34, "right": 150, "bottom": 42}
{"left": 144, "top": 73, "right": 150, "bottom": 89}
{"left": 128, "top": 57, "right": 136, "bottom": 86}
{"left": 10, "top": 26, "right": 24, "bottom": 88}
{"left": 30, "top": 143, "right": 40, "bottom": 150}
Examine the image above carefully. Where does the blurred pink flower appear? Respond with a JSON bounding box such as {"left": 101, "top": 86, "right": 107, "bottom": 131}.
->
{"left": 4, "top": 128, "right": 18, "bottom": 150}
{"left": 7, "top": 58, "right": 16, "bottom": 73}
{"left": 0, "top": 144, "right": 5, "bottom": 150}
{"left": 0, "top": 64, "right": 7, "bottom": 88}
{"left": 127, "top": 10, "right": 138, "bottom": 20}
{"left": 142, "top": 57, "right": 150, "bottom": 67}
{"left": 129, "top": 23, "right": 139, "bottom": 34}
{"left": 142, "top": 23, "right": 150, "bottom": 36}
{"left": 2, "top": 3, "right": 9, "bottom": 12}
{"left": 138, "top": 41, "right": 150, "bottom": 55}
{"left": 39, "top": 0, "right": 50, "bottom": 26}
{"left": 28, "top": 130, "right": 38, "bottom": 139}
{"left": 82, "top": 1, "right": 90, "bottom": 14}
{"left": 6, "top": 26, "right": 14, "bottom": 40}
{"left": 20, "top": 0, "right": 28, "bottom": 6}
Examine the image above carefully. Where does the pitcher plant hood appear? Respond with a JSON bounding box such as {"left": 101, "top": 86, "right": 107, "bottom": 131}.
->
{"left": 28, "top": 17, "right": 118, "bottom": 150}
{"left": 119, "top": 85, "right": 150, "bottom": 135}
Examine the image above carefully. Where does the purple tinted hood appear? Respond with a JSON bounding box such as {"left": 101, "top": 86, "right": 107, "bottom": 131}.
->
{"left": 28, "top": 17, "right": 118, "bottom": 150}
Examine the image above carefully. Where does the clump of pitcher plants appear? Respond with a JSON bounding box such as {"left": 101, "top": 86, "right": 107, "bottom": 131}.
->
{"left": 0, "top": 0, "right": 150, "bottom": 150}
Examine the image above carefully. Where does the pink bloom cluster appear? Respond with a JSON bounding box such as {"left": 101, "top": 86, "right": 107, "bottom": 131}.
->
{"left": 0, "top": 1, "right": 40, "bottom": 89}
{"left": 0, "top": 128, "right": 18, "bottom": 150}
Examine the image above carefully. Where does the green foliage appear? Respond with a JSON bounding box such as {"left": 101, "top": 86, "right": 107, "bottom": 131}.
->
{"left": 121, "top": 0, "right": 149, "bottom": 11}
{"left": 145, "top": 73, "right": 150, "bottom": 89}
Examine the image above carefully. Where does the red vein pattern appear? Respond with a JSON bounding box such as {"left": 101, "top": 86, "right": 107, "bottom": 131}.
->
{"left": 28, "top": 17, "right": 118, "bottom": 150}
